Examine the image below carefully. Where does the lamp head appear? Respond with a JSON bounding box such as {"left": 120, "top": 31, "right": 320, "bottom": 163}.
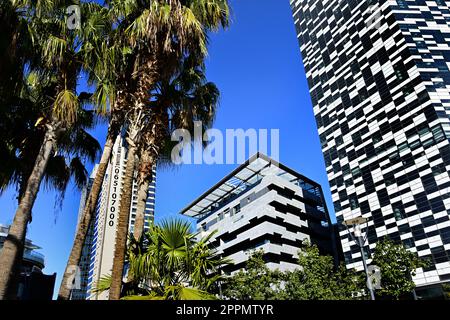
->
{"left": 343, "top": 216, "right": 368, "bottom": 227}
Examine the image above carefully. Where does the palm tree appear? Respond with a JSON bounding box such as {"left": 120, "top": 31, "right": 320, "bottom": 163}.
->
{"left": 1, "top": 73, "right": 101, "bottom": 201}
{"left": 0, "top": 73, "right": 101, "bottom": 300}
{"left": 59, "top": 0, "right": 176, "bottom": 298}
{"left": 0, "top": 0, "right": 103, "bottom": 299}
{"left": 58, "top": 0, "right": 230, "bottom": 300}
{"left": 0, "top": 0, "right": 30, "bottom": 107}
{"left": 107, "top": 0, "right": 230, "bottom": 300}
{"left": 59, "top": 1, "right": 211, "bottom": 299}
{"left": 56, "top": 2, "right": 137, "bottom": 300}
{"left": 94, "top": 219, "right": 230, "bottom": 300}
{"left": 132, "top": 55, "right": 220, "bottom": 241}
{"left": 0, "top": 0, "right": 33, "bottom": 187}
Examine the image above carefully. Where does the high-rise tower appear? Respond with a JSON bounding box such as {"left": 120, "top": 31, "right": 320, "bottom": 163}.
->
{"left": 70, "top": 136, "right": 156, "bottom": 300}
{"left": 291, "top": 0, "right": 450, "bottom": 294}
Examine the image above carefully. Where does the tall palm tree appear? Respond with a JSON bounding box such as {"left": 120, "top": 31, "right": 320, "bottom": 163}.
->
{"left": 58, "top": 0, "right": 230, "bottom": 300}
{"left": 60, "top": 0, "right": 197, "bottom": 298}
{"left": 132, "top": 55, "right": 220, "bottom": 241}
{"left": 59, "top": 0, "right": 199, "bottom": 299}
{"left": 107, "top": 0, "right": 230, "bottom": 300}
{"left": 0, "top": 0, "right": 103, "bottom": 299}
{"left": 1, "top": 73, "right": 101, "bottom": 201}
{"left": 0, "top": 72, "right": 101, "bottom": 300}
{"left": 0, "top": 0, "right": 30, "bottom": 106}
{"left": 56, "top": 2, "right": 139, "bottom": 300}
{"left": 0, "top": 0, "right": 33, "bottom": 186}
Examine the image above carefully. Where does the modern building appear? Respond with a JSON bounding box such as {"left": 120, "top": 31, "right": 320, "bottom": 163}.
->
{"left": 0, "top": 224, "right": 56, "bottom": 300}
{"left": 180, "top": 153, "right": 336, "bottom": 274}
{"left": 69, "top": 170, "right": 96, "bottom": 300}
{"left": 291, "top": 0, "right": 450, "bottom": 296}
{"left": 70, "top": 136, "right": 156, "bottom": 300}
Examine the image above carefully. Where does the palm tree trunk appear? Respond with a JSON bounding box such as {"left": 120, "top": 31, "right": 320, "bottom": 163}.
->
{"left": 109, "top": 141, "right": 137, "bottom": 300}
{"left": 108, "top": 56, "right": 157, "bottom": 300}
{"left": 133, "top": 108, "right": 166, "bottom": 241}
{"left": 58, "top": 129, "right": 116, "bottom": 300}
{"left": 133, "top": 150, "right": 155, "bottom": 241}
{"left": 133, "top": 175, "right": 151, "bottom": 241}
{"left": 0, "top": 124, "right": 57, "bottom": 300}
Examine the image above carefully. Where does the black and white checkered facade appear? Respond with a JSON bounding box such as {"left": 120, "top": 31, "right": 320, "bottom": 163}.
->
{"left": 291, "top": 0, "right": 450, "bottom": 287}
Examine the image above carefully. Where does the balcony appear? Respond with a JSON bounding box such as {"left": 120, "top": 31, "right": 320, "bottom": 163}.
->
{"left": 0, "top": 225, "right": 10, "bottom": 235}
{"left": 23, "top": 250, "right": 45, "bottom": 268}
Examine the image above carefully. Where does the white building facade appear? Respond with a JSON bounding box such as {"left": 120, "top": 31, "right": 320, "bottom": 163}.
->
{"left": 181, "top": 153, "right": 336, "bottom": 274}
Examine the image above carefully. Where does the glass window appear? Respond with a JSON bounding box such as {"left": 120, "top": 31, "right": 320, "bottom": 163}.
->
{"left": 350, "top": 196, "right": 359, "bottom": 210}
{"left": 352, "top": 167, "right": 362, "bottom": 178}
{"left": 398, "top": 142, "right": 408, "bottom": 152}
{"left": 422, "top": 138, "right": 434, "bottom": 148}
{"left": 394, "top": 208, "right": 405, "bottom": 221}
{"left": 403, "top": 238, "right": 414, "bottom": 249}
{"left": 418, "top": 127, "right": 430, "bottom": 137}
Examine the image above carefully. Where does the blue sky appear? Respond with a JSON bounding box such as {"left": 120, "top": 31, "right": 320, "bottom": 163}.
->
{"left": 0, "top": 0, "right": 334, "bottom": 297}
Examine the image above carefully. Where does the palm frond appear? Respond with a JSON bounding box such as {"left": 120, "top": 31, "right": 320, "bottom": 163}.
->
{"left": 42, "top": 35, "right": 68, "bottom": 66}
{"left": 121, "top": 294, "right": 163, "bottom": 300}
{"left": 52, "top": 89, "right": 79, "bottom": 125}
{"left": 166, "top": 285, "right": 216, "bottom": 300}
{"left": 92, "top": 274, "right": 112, "bottom": 294}
{"left": 69, "top": 157, "right": 88, "bottom": 190}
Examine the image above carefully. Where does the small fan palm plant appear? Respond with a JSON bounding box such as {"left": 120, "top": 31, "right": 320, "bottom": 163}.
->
{"left": 93, "top": 219, "right": 230, "bottom": 300}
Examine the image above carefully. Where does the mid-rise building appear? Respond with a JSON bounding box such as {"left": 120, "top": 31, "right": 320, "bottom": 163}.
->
{"left": 0, "top": 224, "right": 56, "bottom": 300}
{"left": 180, "top": 153, "right": 336, "bottom": 274}
{"left": 70, "top": 136, "right": 156, "bottom": 300}
{"left": 291, "top": 0, "right": 450, "bottom": 297}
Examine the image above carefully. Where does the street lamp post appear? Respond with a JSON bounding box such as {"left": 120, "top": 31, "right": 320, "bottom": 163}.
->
{"left": 343, "top": 216, "right": 376, "bottom": 300}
